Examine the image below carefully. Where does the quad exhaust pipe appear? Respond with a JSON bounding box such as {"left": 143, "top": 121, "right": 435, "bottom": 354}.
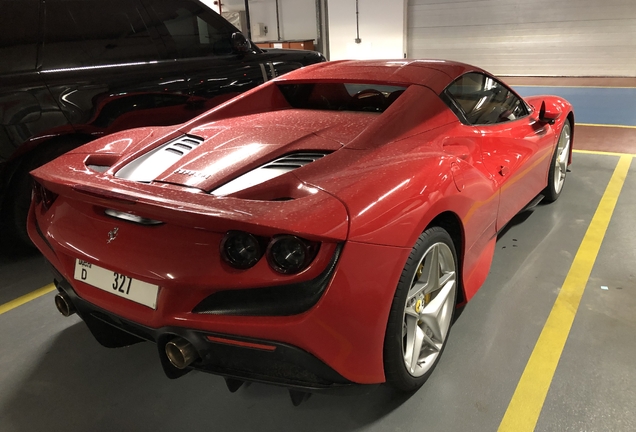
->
{"left": 52, "top": 294, "right": 307, "bottom": 404}
{"left": 54, "top": 292, "right": 76, "bottom": 317}
{"left": 165, "top": 337, "right": 199, "bottom": 369}
{"left": 163, "top": 338, "right": 309, "bottom": 405}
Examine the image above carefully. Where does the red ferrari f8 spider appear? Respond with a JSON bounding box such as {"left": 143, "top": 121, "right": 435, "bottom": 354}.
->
{"left": 28, "top": 60, "right": 573, "bottom": 394}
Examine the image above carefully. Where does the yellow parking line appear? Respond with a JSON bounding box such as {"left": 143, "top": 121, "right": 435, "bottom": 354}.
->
{"left": 498, "top": 155, "right": 632, "bottom": 432}
{"left": 0, "top": 283, "right": 56, "bottom": 315}
{"left": 577, "top": 123, "right": 636, "bottom": 129}
{"left": 574, "top": 149, "right": 636, "bottom": 157}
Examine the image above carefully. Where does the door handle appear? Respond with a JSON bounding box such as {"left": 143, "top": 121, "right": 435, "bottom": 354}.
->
{"left": 499, "top": 165, "right": 509, "bottom": 176}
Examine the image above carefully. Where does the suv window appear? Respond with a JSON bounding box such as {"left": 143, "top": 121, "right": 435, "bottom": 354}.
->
{"left": 444, "top": 72, "right": 528, "bottom": 125}
{"left": 0, "top": 0, "right": 40, "bottom": 73}
{"left": 143, "top": 0, "right": 236, "bottom": 58}
{"left": 42, "top": 0, "right": 160, "bottom": 69}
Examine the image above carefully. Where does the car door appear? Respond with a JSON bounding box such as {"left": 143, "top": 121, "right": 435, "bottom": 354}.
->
{"left": 0, "top": 0, "right": 45, "bottom": 171}
{"left": 444, "top": 73, "right": 554, "bottom": 231}
{"left": 141, "top": 0, "right": 324, "bottom": 103}
{"left": 39, "top": 0, "right": 198, "bottom": 138}
{"left": 141, "top": 0, "right": 272, "bottom": 104}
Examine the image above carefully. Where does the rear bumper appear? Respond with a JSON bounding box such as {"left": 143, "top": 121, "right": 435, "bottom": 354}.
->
{"left": 52, "top": 272, "right": 353, "bottom": 391}
{"left": 29, "top": 191, "right": 412, "bottom": 385}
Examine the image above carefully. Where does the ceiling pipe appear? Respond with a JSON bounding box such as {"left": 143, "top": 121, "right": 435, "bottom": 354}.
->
{"left": 275, "top": 0, "right": 281, "bottom": 41}
{"left": 243, "top": 0, "right": 252, "bottom": 39}
{"left": 315, "top": 0, "right": 329, "bottom": 59}
{"left": 355, "top": 0, "right": 361, "bottom": 43}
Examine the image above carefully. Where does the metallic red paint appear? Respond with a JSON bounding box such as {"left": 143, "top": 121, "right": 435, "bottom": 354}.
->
{"left": 28, "top": 60, "right": 574, "bottom": 387}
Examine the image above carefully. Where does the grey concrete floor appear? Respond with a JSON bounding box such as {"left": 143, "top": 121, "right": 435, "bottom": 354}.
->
{"left": 0, "top": 248, "right": 51, "bottom": 306}
{"left": 0, "top": 152, "right": 634, "bottom": 432}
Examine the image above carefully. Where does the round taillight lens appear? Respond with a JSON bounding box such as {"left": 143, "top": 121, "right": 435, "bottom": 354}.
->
{"left": 267, "top": 235, "right": 314, "bottom": 274}
{"left": 221, "top": 231, "right": 263, "bottom": 269}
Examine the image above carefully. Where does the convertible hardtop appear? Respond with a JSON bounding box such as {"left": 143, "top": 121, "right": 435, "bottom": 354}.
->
{"left": 274, "top": 59, "right": 487, "bottom": 94}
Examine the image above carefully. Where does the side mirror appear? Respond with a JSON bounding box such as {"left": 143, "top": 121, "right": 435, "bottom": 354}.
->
{"left": 538, "top": 100, "right": 561, "bottom": 124}
{"left": 231, "top": 32, "right": 251, "bottom": 54}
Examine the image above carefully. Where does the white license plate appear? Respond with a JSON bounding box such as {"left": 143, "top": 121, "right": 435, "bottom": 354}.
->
{"left": 74, "top": 259, "right": 159, "bottom": 309}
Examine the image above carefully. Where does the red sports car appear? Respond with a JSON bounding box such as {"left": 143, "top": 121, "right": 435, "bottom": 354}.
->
{"left": 28, "top": 60, "right": 573, "bottom": 397}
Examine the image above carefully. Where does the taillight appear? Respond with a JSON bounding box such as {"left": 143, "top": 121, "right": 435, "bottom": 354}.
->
{"left": 220, "top": 231, "right": 319, "bottom": 274}
{"left": 266, "top": 235, "right": 319, "bottom": 274}
{"left": 32, "top": 182, "right": 58, "bottom": 210}
{"left": 221, "top": 231, "right": 265, "bottom": 269}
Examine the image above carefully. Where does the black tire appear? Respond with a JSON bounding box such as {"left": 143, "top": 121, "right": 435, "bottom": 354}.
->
{"left": 1, "top": 136, "right": 89, "bottom": 249}
{"left": 383, "top": 226, "right": 458, "bottom": 392}
{"left": 543, "top": 120, "right": 572, "bottom": 203}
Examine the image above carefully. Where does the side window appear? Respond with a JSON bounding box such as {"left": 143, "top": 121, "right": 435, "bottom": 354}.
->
{"left": 444, "top": 73, "right": 528, "bottom": 125}
{"left": 42, "top": 0, "right": 160, "bottom": 69}
{"left": 142, "top": 0, "right": 236, "bottom": 58}
{"left": 0, "top": 0, "right": 40, "bottom": 74}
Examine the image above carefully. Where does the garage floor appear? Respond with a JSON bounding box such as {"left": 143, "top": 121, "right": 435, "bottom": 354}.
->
{"left": 1, "top": 80, "right": 635, "bottom": 432}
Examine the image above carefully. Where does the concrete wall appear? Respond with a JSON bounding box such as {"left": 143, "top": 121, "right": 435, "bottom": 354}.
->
{"left": 278, "top": 0, "right": 317, "bottom": 41}
{"left": 407, "top": 0, "right": 636, "bottom": 76}
{"left": 247, "top": 1, "right": 278, "bottom": 42}
{"left": 199, "top": 0, "right": 220, "bottom": 14}
{"left": 327, "top": 0, "right": 406, "bottom": 61}
{"left": 215, "top": 0, "right": 317, "bottom": 43}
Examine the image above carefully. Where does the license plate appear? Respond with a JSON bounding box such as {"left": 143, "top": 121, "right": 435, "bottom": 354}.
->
{"left": 74, "top": 259, "right": 159, "bottom": 309}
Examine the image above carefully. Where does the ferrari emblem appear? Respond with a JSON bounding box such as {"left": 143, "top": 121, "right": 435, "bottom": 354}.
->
{"left": 107, "top": 227, "right": 119, "bottom": 244}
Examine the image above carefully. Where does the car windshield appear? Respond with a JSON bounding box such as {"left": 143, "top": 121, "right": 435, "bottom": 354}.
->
{"left": 278, "top": 83, "right": 407, "bottom": 113}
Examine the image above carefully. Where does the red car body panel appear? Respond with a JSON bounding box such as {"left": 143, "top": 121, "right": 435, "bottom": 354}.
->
{"left": 28, "top": 60, "right": 573, "bottom": 387}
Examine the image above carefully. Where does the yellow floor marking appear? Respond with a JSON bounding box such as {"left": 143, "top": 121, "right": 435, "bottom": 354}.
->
{"left": 498, "top": 155, "right": 632, "bottom": 432}
{"left": 577, "top": 123, "right": 636, "bottom": 129}
{"left": 0, "top": 283, "right": 56, "bottom": 315}
{"left": 574, "top": 149, "right": 636, "bottom": 157}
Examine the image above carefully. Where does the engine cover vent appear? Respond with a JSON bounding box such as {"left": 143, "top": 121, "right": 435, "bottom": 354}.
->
{"left": 212, "top": 151, "right": 330, "bottom": 197}
{"left": 264, "top": 152, "right": 328, "bottom": 169}
{"left": 115, "top": 135, "right": 204, "bottom": 182}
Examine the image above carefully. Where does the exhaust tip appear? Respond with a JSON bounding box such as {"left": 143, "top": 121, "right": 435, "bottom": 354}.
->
{"left": 54, "top": 293, "right": 76, "bottom": 317}
{"left": 165, "top": 337, "right": 199, "bottom": 369}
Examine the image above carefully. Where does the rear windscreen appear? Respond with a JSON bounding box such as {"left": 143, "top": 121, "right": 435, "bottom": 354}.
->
{"left": 278, "top": 83, "right": 407, "bottom": 113}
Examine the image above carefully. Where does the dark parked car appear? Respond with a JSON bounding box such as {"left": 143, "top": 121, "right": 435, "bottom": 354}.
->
{"left": 0, "top": 0, "right": 324, "bottom": 247}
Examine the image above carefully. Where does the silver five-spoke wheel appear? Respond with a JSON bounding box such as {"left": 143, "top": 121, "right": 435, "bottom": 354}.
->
{"left": 384, "top": 226, "right": 458, "bottom": 391}
{"left": 553, "top": 121, "right": 571, "bottom": 195}
{"left": 544, "top": 119, "right": 572, "bottom": 202}
{"left": 402, "top": 242, "right": 456, "bottom": 377}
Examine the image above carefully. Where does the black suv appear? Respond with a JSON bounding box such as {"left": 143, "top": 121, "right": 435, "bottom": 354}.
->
{"left": 0, "top": 0, "right": 324, "bottom": 247}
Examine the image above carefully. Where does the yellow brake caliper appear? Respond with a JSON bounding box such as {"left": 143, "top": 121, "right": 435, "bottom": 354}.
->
{"left": 416, "top": 263, "right": 432, "bottom": 311}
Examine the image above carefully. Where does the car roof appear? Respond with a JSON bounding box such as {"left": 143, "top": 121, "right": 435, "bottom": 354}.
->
{"left": 274, "top": 59, "right": 488, "bottom": 93}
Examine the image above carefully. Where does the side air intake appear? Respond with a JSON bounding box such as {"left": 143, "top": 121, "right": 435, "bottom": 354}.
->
{"left": 115, "top": 135, "right": 204, "bottom": 182}
{"left": 212, "top": 152, "right": 330, "bottom": 197}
